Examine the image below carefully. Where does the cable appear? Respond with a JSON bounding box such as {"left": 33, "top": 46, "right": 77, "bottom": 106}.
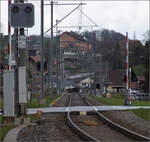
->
{"left": 44, "top": 3, "right": 83, "bottom": 35}
{"left": 77, "top": 8, "right": 97, "bottom": 27}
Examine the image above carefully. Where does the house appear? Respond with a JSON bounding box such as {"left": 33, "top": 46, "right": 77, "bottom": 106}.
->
{"left": 130, "top": 76, "right": 145, "bottom": 90}
{"left": 60, "top": 31, "right": 92, "bottom": 76}
{"left": 137, "top": 76, "right": 145, "bottom": 82}
{"left": 29, "top": 56, "right": 41, "bottom": 74}
{"left": 106, "top": 70, "right": 126, "bottom": 92}
{"left": 27, "top": 35, "right": 40, "bottom": 56}
{"left": 61, "top": 31, "right": 92, "bottom": 56}
{"left": 79, "top": 77, "right": 93, "bottom": 88}
{"left": 106, "top": 70, "right": 140, "bottom": 92}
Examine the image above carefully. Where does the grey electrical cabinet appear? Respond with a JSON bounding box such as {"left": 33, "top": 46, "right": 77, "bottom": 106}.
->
{"left": 3, "top": 70, "right": 15, "bottom": 117}
{"left": 19, "top": 67, "right": 27, "bottom": 103}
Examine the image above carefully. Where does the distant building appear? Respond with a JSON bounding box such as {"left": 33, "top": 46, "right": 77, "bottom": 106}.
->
{"left": 106, "top": 70, "right": 126, "bottom": 92}
{"left": 27, "top": 35, "right": 41, "bottom": 56}
{"left": 60, "top": 31, "right": 92, "bottom": 77}
{"left": 61, "top": 31, "right": 92, "bottom": 57}
{"left": 79, "top": 77, "right": 93, "bottom": 88}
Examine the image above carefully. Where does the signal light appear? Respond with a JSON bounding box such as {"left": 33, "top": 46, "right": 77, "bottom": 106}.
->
{"left": 12, "top": 6, "right": 19, "bottom": 13}
{"left": 25, "top": 6, "right": 32, "bottom": 13}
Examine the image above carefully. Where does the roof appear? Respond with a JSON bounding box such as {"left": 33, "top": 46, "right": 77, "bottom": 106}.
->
{"left": 107, "top": 70, "right": 125, "bottom": 86}
{"left": 69, "top": 31, "right": 87, "bottom": 41}
{"left": 30, "top": 56, "right": 40, "bottom": 63}
{"left": 62, "top": 31, "right": 87, "bottom": 42}
{"left": 80, "top": 78, "right": 93, "bottom": 83}
{"left": 61, "top": 31, "right": 92, "bottom": 51}
{"left": 137, "top": 76, "right": 145, "bottom": 81}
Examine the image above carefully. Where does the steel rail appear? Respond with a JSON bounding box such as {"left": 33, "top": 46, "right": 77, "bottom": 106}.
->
{"left": 66, "top": 94, "right": 100, "bottom": 142}
{"left": 81, "top": 95, "right": 150, "bottom": 142}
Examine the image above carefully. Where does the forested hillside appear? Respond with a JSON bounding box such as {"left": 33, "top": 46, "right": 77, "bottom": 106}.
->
{"left": 82, "top": 29, "right": 146, "bottom": 74}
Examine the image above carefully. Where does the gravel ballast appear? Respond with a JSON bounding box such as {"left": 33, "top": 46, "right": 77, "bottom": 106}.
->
{"left": 87, "top": 95, "right": 150, "bottom": 138}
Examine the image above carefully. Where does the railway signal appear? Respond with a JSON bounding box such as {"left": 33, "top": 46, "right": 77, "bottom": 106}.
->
{"left": 11, "top": 3, "right": 34, "bottom": 28}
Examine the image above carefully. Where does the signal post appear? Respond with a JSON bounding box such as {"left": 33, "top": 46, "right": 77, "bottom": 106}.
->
{"left": 3, "top": 1, "right": 34, "bottom": 123}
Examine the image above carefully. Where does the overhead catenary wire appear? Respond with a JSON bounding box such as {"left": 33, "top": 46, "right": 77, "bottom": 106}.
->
{"left": 44, "top": 3, "right": 84, "bottom": 35}
{"left": 77, "top": 8, "right": 97, "bottom": 27}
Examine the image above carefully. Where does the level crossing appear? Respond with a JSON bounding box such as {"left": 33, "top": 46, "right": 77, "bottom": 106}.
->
{"left": 1, "top": 106, "right": 149, "bottom": 115}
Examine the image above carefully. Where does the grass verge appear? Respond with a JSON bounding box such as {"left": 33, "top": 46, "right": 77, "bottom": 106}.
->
{"left": 91, "top": 94, "right": 150, "bottom": 121}
{"left": 27, "top": 94, "right": 60, "bottom": 108}
{"left": 91, "top": 93, "right": 150, "bottom": 106}
{"left": 129, "top": 108, "right": 150, "bottom": 121}
{"left": 0, "top": 116, "right": 15, "bottom": 141}
{"left": 0, "top": 93, "right": 61, "bottom": 141}
{"left": 26, "top": 114, "right": 37, "bottom": 121}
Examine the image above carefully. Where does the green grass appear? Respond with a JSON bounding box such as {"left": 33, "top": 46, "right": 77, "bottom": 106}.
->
{"left": 133, "top": 64, "right": 146, "bottom": 76}
{"left": 91, "top": 93, "right": 150, "bottom": 106}
{"left": 92, "top": 94, "right": 124, "bottom": 106}
{"left": 0, "top": 93, "right": 61, "bottom": 141}
{"left": 27, "top": 94, "right": 60, "bottom": 108}
{"left": 131, "top": 100, "right": 150, "bottom": 106}
{"left": 0, "top": 115, "right": 2, "bottom": 123}
{"left": 0, "top": 96, "right": 3, "bottom": 109}
{"left": 0, "top": 116, "right": 15, "bottom": 141}
{"left": 0, "top": 114, "right": 38, "bottom": 141}
{"left": 91, "top": 94, "right": 150, "bottom": 121}
{"left": 130, "top": 109, "right": 150, "bottom": 121}
{"left": 0, "top": 125, "right": 15, "bottom": 141}
{"left": 26, "top": 114, "right": 37, "bottom": 121}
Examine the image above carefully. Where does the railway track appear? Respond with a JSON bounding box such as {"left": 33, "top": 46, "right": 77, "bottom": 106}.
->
{"left": 66, "top": 93, "right": 150, "bottom": 142}
{"left": 67, "top": 93, "right": 99, "bottom": 142}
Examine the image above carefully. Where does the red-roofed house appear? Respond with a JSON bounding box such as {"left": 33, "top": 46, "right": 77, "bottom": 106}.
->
{"left": 61, "top": 31, "right": 92, "bottom": 53}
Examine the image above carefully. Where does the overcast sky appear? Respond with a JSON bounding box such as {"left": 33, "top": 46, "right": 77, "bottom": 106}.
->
{"left": 0, "top": 0, "right": 149, "bottom": 41}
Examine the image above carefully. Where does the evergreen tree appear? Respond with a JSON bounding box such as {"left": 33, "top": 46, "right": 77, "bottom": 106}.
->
{"left": 143, "top": 40, "right": 149, "bottom": 92}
